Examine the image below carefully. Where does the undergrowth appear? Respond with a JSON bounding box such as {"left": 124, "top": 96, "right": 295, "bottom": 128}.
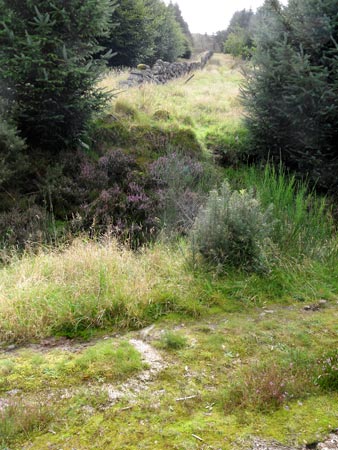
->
{"left": 225, "top": 164, "right": 336, "bottom": 259}
{"left": 0, "top": 235, "right": 337, "bottom": 344}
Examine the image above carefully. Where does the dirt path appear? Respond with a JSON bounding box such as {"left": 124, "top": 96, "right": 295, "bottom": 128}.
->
{"left": 106, "top": 338, "right": 167, "bottom": 402}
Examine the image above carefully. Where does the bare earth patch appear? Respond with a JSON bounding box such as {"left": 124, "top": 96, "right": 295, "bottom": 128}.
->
{"left": 251, "top": 432, "right": 338, "bottom": 450}
{"left": 106, "top": 338, "right": 167, "bottom": 402}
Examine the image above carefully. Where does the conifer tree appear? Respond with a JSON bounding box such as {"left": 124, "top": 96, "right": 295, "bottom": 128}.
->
{"left": 242, "top": 0, "right": 338, "bottom": 192}
{"left": 103, "top": 0, "right": 155, "bottom": 67}
{"left": 0, "top": 0, "right": 116, "bottom": 152}
{"left": 168, "top": 2, "right": 193, "bottom": 58}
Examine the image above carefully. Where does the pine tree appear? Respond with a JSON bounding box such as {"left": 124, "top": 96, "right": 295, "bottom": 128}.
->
{"left": 147, "top": 0, "right": 185, "bottom": 63}
{"left": 222, "top": 9, "right": 255, "bottom": 58}
{"left": 168, "top": 2, "right": 193, "bottom": 58}
{"left": 155, "top": 5, "right": 185, "bottom": 62}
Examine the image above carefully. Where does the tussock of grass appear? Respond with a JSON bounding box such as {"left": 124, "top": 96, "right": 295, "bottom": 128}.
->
{"left": 158, "top": 331, "right": 188, "bottom": 350}
{"left": 0, "top": 239, "right": 204, "bottom": 343}
{"left": 222, "top": 358, "right": 317, "bottom": 412}
{"left": 0, "top": 397, "right": 53, "bottom": 446}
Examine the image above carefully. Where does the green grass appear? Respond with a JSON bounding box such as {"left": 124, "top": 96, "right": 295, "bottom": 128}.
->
{"left": 0, "top": 238, "right": 337, "bottom": 344}
{"left": 224, "top": 164, "right": 336, "bottom": 258}
{"left": 0, "top": 397, "right": 54, "bottom": 447}
{"left": 1, "top": 306, "right": 337, "bottom": 449}
{"left": 0, "top": 340, "right": 144, "bottom": 393}
{"left": 97, "top": 53, "right": 246, "bottom": 161}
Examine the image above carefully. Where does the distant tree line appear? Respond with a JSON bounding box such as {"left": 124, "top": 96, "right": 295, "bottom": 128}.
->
{"left": 215, "top": 8, "right": 256, "bottom": 58}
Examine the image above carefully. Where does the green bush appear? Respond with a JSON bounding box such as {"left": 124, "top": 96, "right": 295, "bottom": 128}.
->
{"left": 242, "top": 0, "right": 338, "bottom": 192}
{"left": 190, "top": 181, "right": 274, "bottom": 271}
{"left": 223, "top": 26, "right": 253, "bottom": 59}
{"left": 149, "top": 151, "right": 217, "bottom": 233}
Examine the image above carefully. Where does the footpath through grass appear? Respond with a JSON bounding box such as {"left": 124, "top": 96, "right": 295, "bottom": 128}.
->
{"left": 1, "top": 305, "right": 337, "bottom": 449}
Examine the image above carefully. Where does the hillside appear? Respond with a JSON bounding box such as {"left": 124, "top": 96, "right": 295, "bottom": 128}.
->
{"left": 0, "top": 54, "right": 337, "bottom": 450}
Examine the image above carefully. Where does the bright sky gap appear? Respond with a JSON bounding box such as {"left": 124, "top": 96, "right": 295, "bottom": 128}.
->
{"left": 164, "top": 0, "right": 288, "bottom": 34}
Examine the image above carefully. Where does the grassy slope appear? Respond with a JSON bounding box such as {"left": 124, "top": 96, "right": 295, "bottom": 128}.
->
{"left": 0, "top": 54, "right": 337, "bottom": 449}
{"left": 98, "top": 54, "right": 247, "bottom": 159}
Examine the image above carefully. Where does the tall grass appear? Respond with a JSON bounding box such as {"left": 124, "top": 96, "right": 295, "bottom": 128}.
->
{"left": 0, "top": 239, "right": 205, "bottom": 343}
{"left": 226, "top": 164, "right": 336, "bottom": 258}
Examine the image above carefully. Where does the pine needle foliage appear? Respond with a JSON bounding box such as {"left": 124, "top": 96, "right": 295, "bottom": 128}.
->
{"left": 242, "top": 0, "right": 338, "bottom": 192}
{"left": 0, "top": 0, "right": 117, "bottom": 152}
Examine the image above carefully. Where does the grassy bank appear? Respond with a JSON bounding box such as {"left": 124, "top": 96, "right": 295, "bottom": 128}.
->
{"left": 0, "top": 234, "right": 337, "bottom": 344}
{"left": 98, "top": 54, "right": 248, "bottom": 159}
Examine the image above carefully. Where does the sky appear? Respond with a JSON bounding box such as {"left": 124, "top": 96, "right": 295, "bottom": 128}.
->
{"left": 164, "top": 0, "right": 288, "bottom": 34}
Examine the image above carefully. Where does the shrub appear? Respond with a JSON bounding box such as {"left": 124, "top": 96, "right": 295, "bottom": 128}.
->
{"left": 0, "top": 205, "right": 49, "bottom": 261}
{"left": 149, "top": 152, "right": 214, "bottom": 232}
{"left": 75, "top": 149, "right": 159, "bottom": 246}
{"left": 222, "top": 360, "right": 313, "bottom": 412}
{"left": 190, "top": 181, "right": 274, "bottom": 270}
{"left": 223, "top": 26, "right": 253, "bottom": 59}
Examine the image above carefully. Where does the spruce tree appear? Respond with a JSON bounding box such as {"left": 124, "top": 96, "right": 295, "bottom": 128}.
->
{"left": 103, "top": 0, "right": 155, "bottom": 67}
{"left": 0, "top": 0, "right": 116, "bottom": 152}
{"left": 168, "top": 2, "right": 193, "bottom": 58}
{"left": 242, "top": 0, "right": 338, "bottom": 192}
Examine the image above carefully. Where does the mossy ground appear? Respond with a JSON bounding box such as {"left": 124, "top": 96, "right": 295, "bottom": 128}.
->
{"left": 1, "top": 303, "right": 337, "bottom": 449}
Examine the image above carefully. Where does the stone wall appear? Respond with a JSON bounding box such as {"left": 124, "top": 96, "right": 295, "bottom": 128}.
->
{"left": 120, "top": 51, "right": 213, "bottom": 88}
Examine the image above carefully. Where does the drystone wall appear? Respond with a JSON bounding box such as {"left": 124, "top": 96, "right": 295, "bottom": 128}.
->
{"left": 120, "top": 51, "right": 213, "bottom": 88}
